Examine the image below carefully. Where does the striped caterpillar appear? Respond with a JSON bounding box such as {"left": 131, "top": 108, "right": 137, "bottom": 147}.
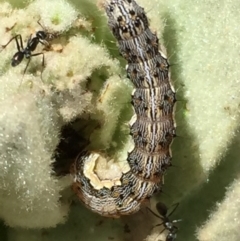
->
{"left": 71, "top": 0, "right": 176, "bottom": 217}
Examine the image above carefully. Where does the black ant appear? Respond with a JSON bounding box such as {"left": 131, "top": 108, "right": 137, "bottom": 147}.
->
{"left": 147, "top": 202, "right": 181, "bottom": 241}
{"left": 1, "top": 21, "right": 55, "bottom": 78}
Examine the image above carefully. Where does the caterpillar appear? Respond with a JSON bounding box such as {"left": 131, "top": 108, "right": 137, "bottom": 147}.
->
{"left": 71, "top": 0, "right": 176, "bottom": 217}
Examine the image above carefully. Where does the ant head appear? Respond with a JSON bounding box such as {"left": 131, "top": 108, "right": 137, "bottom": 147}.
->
{"left": 36, "top": 31, "right": 47, "bottom": 40}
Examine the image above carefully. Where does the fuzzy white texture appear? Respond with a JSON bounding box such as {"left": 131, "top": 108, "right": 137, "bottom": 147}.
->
{"left": 1, "top": 0, "right": 240, "bottom": 240}
{"left": 137, "top": 0, "right": 165, "bottom": 41}
{"left": 42, "top": 35, "right": 119, "bottom": 121}
{"left": 7, "top": 202, "right": 155, "bottom": 241}
{"left": 98, "top": 0, "right": 240, "bottom": 241}
{"left": 0, "top": 0, "right": 124, "bottom": 230}
{"left": 153, "top": 0, "right": 240, "bottom": 241}
{"left": 89, "top": 76, "right": 132, "bottom": 150}
{"left": 197, "top": 178, "right": 240, "bottom": 241}
{"left": 29, "top": 0, "right": 78, "bottom": 32}
{"left": 0, "top": 72, "right": 69, "bottom": 228}
{"left": 0, "top": 5, "right": 73, "bottom": 224}
{"left": 145, "top": 232, "right": 166, "bottom": 241}
{"left": 159, "top": 0, "right": 240, "bottom": 173}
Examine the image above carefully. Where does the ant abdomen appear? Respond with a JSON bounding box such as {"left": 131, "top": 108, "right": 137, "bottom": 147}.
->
{"left": 156, "top": 201, "right": 168, "bottom": 217}
{"left": 11, "top": 51, "right": 24, "bottom": 67}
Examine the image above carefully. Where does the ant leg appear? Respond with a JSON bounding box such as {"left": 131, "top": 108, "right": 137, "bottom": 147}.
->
{"left": 39, "top": 39, "right": 50, "bottom": 48}
{"left": 37, "top": 20, "right": 56, "bottom": 43}
{"left": 2, "top": 35, "right": 26, "bottom": 67}
{"left": 37, "top": 19, "right": 44, "bottom": 29}
{"left": 14, "top": 34, "right": 24, "bottom": 53}
{"left": 40, "top": 52, "right": 45, "bottom": 80}
{"left": 154, "top": 223, "right": 164, "bottom": 228}
{"left": 6, "top": 22, "right": 17, "bottom": 32}
{"left": 26, "top": 52, "right": 45, "bottom": 80}
{"left": 151, "top": 221, "right": 166, "bottom": 239}
{"left": 19, "top": 51, "right": 44, "bottom": 86}
{"left": 18, "top": 58, "right": 31, "bottom": 87}
{"left": 146, "top": 207, "right": 162, "bottom": 219}
{"left": 1, "top": 34, "right": 22, "bottom": 51}
{"left": 22, "top": 58, "right": 31, "bottom": 76}
{"left": 167, "top": 203, "right": 179, "bottom": 218}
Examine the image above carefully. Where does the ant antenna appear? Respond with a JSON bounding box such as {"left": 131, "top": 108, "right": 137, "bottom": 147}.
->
{"left": 147, "top": 202, "right": 181, "bottom": 241}
{"left": 37, "top": 19, "right": 58, "bottom": 42}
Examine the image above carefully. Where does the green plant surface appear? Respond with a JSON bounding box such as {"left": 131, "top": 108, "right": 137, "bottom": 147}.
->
{"left": 0, "top": 0, "right": 240, "bottom": 241}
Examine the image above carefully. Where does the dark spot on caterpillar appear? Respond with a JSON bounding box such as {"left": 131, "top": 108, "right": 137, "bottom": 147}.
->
{"left": 134, "top": 18, "right": 141, "bottom": 28}
{"left": 129, "top": 10, "right": 135, "bottom": 16}
{"left": 117, "top": 16, "right": 123, "bottom": 22}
